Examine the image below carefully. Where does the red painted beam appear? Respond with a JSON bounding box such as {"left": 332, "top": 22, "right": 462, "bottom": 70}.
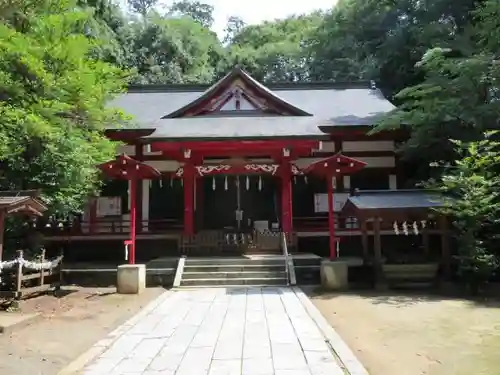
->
{"left": 150, "top": 140, "right": 320, "bottom": 153}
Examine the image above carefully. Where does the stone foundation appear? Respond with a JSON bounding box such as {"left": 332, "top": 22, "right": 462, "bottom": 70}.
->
{"left": 117, "top": 264, "right": 146, "bottom": 294}
{"left": 320, "top": 260, "right": 349, "bottom": 290}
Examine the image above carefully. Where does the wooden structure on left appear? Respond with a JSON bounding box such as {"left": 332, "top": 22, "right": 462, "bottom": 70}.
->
{"left": 0, "top": 191, "right": 63, "bottom": 300}
{"left": 0, "top": 190, "right": 47, "bottom": 261}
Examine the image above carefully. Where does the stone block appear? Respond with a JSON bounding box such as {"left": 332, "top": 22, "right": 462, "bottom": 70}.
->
{"left": 320, "top": 260, "right": 348, "bottom": 290}
{"left": 117, "top": 264, "right": 146, "bottom": 294}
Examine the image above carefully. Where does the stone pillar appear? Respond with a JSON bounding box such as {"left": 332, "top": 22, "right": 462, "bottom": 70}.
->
{"left": 117, "top": 264, "right": 146, "bottom": 294}
{"left": 320, "top": 260, "right": 348, "bottom": 290}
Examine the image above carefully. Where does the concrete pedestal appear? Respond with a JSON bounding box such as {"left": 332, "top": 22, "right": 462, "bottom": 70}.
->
{"left": 117, "top": 264, "right": 146, "bottom": 294}
{"left": 320, "top": 260, "right": 348, "bottom": 290}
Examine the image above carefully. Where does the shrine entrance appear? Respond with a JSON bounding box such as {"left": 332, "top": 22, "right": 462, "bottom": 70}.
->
{"left": 202, "top": 175, "right": 278, "bottom": 231}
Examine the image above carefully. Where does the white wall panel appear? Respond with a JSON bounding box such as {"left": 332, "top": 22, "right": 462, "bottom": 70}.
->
{"left": 342, "top": 140, "right": 395, "bottom": 152}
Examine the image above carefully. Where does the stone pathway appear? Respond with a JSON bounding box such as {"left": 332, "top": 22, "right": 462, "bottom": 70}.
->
{"left": 81, "top": 287, "right": 345, "bottom": 375}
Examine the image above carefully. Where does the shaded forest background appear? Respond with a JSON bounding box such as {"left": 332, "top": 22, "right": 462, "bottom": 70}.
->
{"left": 0, "top": 0, "right": 499, "bottom": 287}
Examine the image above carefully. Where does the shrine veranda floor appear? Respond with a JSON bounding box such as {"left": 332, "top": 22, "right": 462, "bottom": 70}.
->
{"left": 80, "top": 287, "right": 359, "bottom": 375}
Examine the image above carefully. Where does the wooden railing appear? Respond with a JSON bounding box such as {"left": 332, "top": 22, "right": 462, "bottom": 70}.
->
{"left": 179, "top": 230, "right": 293, "bottom": 255}
{"left": 0, "top": 249, "right": 63, "bottom": 300}
{"left": 40, "top": 218, "right": 183, "bottom": 236}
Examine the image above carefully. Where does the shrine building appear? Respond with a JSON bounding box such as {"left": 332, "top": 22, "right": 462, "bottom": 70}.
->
{"left": 43, "top": 67, "right": 448, "bottom": 274}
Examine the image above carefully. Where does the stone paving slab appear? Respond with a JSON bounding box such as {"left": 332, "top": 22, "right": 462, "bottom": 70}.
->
{"left": 81, "top": 288, "right": 347, "bottom": 375}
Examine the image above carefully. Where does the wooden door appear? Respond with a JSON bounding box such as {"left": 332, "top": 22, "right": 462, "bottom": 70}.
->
{"left": 202, "top": 176, "right": 238, "bottom": 230}
{"left": 239, "top": 175, "right": 278, "bottom": 231}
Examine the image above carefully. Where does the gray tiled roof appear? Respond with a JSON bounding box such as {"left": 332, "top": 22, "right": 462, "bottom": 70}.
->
{"left": 344, "top": 190, "right": 443, "bottom": 211}
{"left": 108, "top": 83, "right": 396, "bottom": 140}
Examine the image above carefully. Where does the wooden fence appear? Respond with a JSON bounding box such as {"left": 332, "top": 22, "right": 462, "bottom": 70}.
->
{"left": 0, "top": 249, "right": 63, "bottom": 300}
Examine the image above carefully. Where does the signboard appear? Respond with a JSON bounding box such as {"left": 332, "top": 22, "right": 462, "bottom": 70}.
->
{"left": 314, "top": 193, "right": 349, "bottom": 213}
{"left": 96, "top": 196, "right": 121, "bottom": 217}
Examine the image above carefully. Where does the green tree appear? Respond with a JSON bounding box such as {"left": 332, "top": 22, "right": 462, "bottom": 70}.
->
{"left": 223, "top": 16, "right": 245, "bottom": 45}
{"left": 428, "top": 134, "right": 500, "bottom": 292}
{"left": 127, "top": 0, "right": 158, "bottom": 17}
{"left": 0, "top": 0, "right": 129, "bottom": 213}
{"left": 373, "top": 0, "right": 500, "bottom": 182}
{"left": 167, "top": 0, "right": 214, "bottom": 29}
{"left": 125, "top": 14, "right": 224, "bottom": 84}
{"left": 309, "top": 0, "right": 483, "bottom": 97}
{"left": 224, "top": 13, "right": 324, "bottom": 82}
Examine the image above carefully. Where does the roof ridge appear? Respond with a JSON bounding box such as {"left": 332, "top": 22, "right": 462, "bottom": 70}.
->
{"left": 126, "top": 81, "right": 376, "bottom": 93}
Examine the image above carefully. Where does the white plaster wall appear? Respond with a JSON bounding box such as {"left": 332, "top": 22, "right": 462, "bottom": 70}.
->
{"left": 320, "top": 141, "right": 336, "bottom": 152}
{"left": 343, "top": 175, "right": 351, "bottom": 189}
{"left": 117, "top": 144, "right": 135, "bottom": 155}
{"left": 389, "top": 174, "right": 398, "bottom": 190}
{"left": 144, "top": 160, "right": 180, "bottom": 172}
{"left": 342, "top": 140, "right": 395, "bottom": 152}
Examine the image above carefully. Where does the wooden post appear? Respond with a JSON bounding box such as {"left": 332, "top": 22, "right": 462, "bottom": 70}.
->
{"left": 373, "top": 217, "right": 384, "bottom": 287}
{"left": 422, "top": 223, "right": 430, "bottom": 257}
{"left": 183, "top": 163, "right": 195, "bottom": 236}
{"left": 280, "top": 162, "right": 293, "bottom": 235}
{"left": 360, "top": 217, "right": 369, "bottom": 261}
{"left": 326, "top": 172, "right": 336, "bottom": 259}
{"left": 440, "top": 216, "right": 451, "bottom": 280}
{"left": 0, "top": 210, "right": 4, "bottom": 262}
{"left": 89, "top": 198, "right": 97, "bottom": 234}
{"left": 39, "top": 248, "right": 46, "bottom": 287}
{"left": 129, "top": 177, "right": 137, "bottom": 264}
{"left": 135, "top": 144, "right": 144, "bottom": 233}
{"left": 15, "top": 250, "right": 23, "bottom": 299}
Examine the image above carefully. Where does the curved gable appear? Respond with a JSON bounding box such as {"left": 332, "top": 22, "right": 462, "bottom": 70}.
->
{"left": 162, "top": 67, "right": 312, "bottom": 118}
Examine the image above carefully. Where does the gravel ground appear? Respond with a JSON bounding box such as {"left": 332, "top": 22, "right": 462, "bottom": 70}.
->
{"left": 308, "top": 289, "right": 500, "bottom": 375}
{"left": 0, "top": 286, "right": 165, "bottom": 375}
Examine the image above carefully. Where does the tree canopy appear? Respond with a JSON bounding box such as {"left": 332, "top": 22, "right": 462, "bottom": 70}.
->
{"left": 0, "top": 0, "right": 129, "bottom": 213}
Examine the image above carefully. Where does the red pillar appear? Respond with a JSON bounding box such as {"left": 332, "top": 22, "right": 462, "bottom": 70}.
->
{"left": 280, "top": 162, "right": 293, "bottom": 234}
{"left": 183, "top": 163, "right": 195, "bottom": 235}
{"left": 326, "top": 173, "right": 336, "bottom": 259}
{"left": 196, "top": 177, "right": 204, "bottom": 231}
{"left": 129, "top": 178, "right": 137, "bottom": 264}
{"left": 135, "top": 144, "right": 143, "bottom": 233}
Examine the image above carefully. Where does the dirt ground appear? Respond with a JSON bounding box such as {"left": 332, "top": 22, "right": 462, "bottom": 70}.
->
{"left": 0, "top": 286, "right": 165, "bottom": 375}
{"left": 308, "top": 289, "right": 500, "bottom": 375}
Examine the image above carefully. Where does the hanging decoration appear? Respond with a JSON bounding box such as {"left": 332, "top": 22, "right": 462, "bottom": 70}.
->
{"left": 224, "top": 176, "right": 228, "bottom": 191}
{"left": 258, "top": 176, "right": 262, "bottom": 191}
{"left": 181, "top": 178, "right": 183, "bottom": 187}
{"left": 402, "top": 221, "right": 409, "bottom": 235}
{"left": 212, "top": 176, "right": 216, "bottom": 191}
{"left": 246, "top": 176, "right": 250, "bottom": 191}
{"left": 293, "top": 176, "right": 297, "bottom": 184}
{"left": 412, "top": 221, "right": 419, "bottom": 235}
{"left": 169, "top": 177, "right": 173, "bottom": 187}
{"left": 392, "top": 220, "right": 429, "bottom": 235}
{"left": 304, "top": 176, "right": 308, "bottom": 184}
{"left": 393, "top": 221, "right": 399, "bottom": 235}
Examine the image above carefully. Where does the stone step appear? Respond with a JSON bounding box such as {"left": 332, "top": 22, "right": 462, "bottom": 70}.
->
{"left": 180, "top": 277, "right": 287, "bottom": 287}
{"left": 185, "top": 258, "right": 285, "bottom": 266}
{"left": 183, "top": 264, "right": 285, "bottom": 273}
{"left": 182, "top": 271, "right": 287, "bottom": 280}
